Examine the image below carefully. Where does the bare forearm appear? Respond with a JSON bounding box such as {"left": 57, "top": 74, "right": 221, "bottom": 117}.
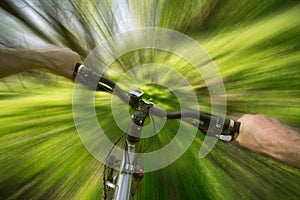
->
{"left": 0, "top": 46, "right": 82, "bottom": 79}
{"left": 264, "top": 129, "right": 300, "bottom": 168}
{"left": 236, "top": 114, "right": 300, "bottom": 168}
{"left": 0, "top": 48, "right": 44, "bottom": 78}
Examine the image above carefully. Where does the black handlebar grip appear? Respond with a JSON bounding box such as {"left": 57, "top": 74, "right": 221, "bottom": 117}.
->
{"left": 73, "top": 64, "right": 102, "bottom": 90}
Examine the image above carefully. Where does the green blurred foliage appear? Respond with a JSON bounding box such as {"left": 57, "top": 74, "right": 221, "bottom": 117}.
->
{"left": 1, "top": 0, "right": 300, "bottom": 199}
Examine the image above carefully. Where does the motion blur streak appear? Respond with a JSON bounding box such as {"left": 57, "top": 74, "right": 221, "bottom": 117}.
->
{"left": 1, "top": 0, "right": 300, "bottom": 199}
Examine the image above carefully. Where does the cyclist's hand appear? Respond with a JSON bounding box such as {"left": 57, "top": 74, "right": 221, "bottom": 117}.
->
{"left": 40, "top": 45, "right": 82, "bottom": 80}
{"left": 236, "top": 114, "right": 300, "bottom": 168}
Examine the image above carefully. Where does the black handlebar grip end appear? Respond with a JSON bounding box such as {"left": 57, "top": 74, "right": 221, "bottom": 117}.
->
{"left": 74, "top": 63, "right": 82, "bottom": 73}
{"left": 234, "top": 121, "right": 241, "bottom": 133}
{"left": 232, "top": 121, "right": 241, "bottom": 140}
{"left": 73, "top": 63, "right": 82, "bottom": 80}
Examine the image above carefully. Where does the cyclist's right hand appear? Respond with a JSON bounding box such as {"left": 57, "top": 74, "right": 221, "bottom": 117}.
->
{"left": 236, "top": 114, "right": 300, "bottom": 168}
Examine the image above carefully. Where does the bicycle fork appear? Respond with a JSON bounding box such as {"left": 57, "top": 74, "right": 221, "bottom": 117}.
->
{"left": 106, "top": 144, "right": 144, "bottom": 200}
{"left": 114, "top": 144, "right": 135, "bottom": 200}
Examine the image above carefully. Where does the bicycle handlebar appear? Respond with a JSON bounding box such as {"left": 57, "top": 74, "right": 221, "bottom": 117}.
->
{"left": 73, "top": 64, "right": 240, "bottom": 142}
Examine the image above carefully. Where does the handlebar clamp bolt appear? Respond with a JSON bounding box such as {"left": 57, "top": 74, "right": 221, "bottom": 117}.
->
{"left": 216, "top": 124, "right": 222, "bottom": 129}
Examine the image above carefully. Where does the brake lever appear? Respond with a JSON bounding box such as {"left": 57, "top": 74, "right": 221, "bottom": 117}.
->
{"left": 184, "top": 116, "right": 240, "bottom": 142}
